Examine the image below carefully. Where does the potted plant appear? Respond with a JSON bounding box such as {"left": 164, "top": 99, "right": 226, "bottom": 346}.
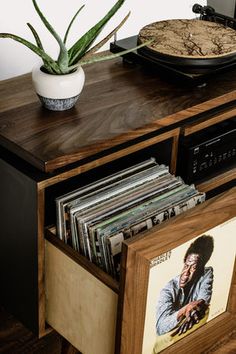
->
{"left": 0, "top": 0, "right": 149, "bottom": 111}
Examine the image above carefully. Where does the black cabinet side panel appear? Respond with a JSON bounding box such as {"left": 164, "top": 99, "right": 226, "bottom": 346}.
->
{"left": 0, "top": 158, "right": 39, "bottom": 334}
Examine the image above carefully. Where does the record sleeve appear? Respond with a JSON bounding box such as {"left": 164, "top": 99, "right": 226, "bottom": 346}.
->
{"left": 90, "top": 184, "right": 199, "bottom": 270}
{"left": 74, "top": 174, "right": 183, "bottom": 260}
{"left": 104, "top": 192, "right": 205, "bottom": 277}
{"left": 55, "top": 158, "right": 158, "bottom": 241}
{"left": 92, "top": 184, "right": 194, "bottom": 239}
{"left": 68, "top": 164, "right": 170, "bottom": 254}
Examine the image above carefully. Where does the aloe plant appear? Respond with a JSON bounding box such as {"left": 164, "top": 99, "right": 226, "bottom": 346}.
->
{"left": 0, "top": 0, "right": 150, "bottom": 75}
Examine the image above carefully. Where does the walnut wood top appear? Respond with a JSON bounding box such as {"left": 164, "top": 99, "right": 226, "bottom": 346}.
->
{"left": 1, "top": 57, "right": 236, "bottom": 172}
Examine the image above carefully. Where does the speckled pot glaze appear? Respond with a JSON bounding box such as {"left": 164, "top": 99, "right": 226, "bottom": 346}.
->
{"left": 32, "top": 64, "right": 85, "bottom": 111}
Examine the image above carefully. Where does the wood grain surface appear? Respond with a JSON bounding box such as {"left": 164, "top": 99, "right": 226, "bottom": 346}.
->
{"left": 45, "top": 241, "right": 118, "bottom": 354}
{"left": 1, "top": 58, "right": 236, "bottom": 172}
{"left": 46, "top": 229, "right": 119, "bottom": 293}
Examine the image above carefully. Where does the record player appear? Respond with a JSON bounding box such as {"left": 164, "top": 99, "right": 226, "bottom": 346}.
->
{"left": 110, "top": 4, "right": 236, "bottom": 81}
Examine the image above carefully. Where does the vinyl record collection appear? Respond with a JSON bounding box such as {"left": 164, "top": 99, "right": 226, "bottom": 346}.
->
{"left": 55, "top": 158, "right": 205, "bottom": 279}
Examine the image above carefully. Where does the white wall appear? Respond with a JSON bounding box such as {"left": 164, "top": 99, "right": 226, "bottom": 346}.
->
{"left": 0, "top": 0, "right": 206, "bottom": 80}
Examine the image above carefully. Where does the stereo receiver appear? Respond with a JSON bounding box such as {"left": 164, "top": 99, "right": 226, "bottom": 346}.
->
{"left": 178, "top": 118, "right": 236, "bottom": 183}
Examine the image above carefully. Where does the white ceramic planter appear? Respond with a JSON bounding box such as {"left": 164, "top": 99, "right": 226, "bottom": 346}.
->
{"left": 32, "top": 64, "right": 85, "bottom": 111}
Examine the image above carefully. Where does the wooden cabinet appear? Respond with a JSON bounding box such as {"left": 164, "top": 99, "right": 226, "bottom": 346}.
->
{"left": 0, "top": 58, "right": 236, "bottom": 353}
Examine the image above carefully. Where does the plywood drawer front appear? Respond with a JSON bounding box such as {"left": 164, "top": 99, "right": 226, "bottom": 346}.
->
{"left": 45, "top": 240, "right": 118, "bottom": 354}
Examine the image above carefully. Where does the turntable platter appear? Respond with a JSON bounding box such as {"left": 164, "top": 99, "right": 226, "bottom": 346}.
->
{"left": 138, "top": 19, "right": 236, "bottom": 67}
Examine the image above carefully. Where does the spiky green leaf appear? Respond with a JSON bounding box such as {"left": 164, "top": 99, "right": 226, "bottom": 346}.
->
{"left": 68, "top": 0, "right": 125, "bottom": 65}
{"left": 27, "top": 22, "right": 43, "bottom": 50}
{"left": 63, "top": 4, "right": 85, "bottom": 44}
{"left": 69, "top": 40, "right": 153, "bottom": 68}
{"left": 32, "top": 0, "right": 68, "bottom": 71}
{"left": 0, "top": 33, "right": 62, "bottom": 74}
{"left": 82, "top": 11, "right": 130, "bottom": 61}
{"left": 27, "top": 22, "right": 53, "bottom": 73}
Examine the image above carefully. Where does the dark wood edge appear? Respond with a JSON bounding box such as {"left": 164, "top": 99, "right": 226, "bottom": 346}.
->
{"left": 37, "top": 187, "right": 46, "bottom": 337}
{"left": 45, "top": 228, "right": 119, "bottom": 294}
{"left": 39, "top": 128, "right": 180, "bottom": 188}
{"left": 43, "top": 127, "right": 180, "bottom": 173}
{"left": 170, "top": 133, "right": 179, "bottom": 174}
{"left": 42, "top": 326, "right": 54, "bottom": 336}
{"left": 0, "top": 134, "right": 45, "bottom": 171}
{"left": 228, "top": 260, "right": 236, "bottom": 314}
{"left": 196, "top": 165, "right": 236, "bottom": 193}
{"left": 117, "top": 187, "right": 236, "bottom": 354}
{"left": 183, "top": 106, "right": 236, "bottom": 136}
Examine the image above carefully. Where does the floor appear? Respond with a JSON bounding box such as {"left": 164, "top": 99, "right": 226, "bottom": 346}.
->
{"left": 0, "top": 306, "right": 79, "bottom": 354}
{"left": 0, "top": 306, "right": 235, "bottom": 354}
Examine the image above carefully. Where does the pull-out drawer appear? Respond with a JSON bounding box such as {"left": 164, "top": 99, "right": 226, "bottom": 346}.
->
{"left": 45, "top": 234, "right": 118, "bottom": 354}
{"left": 45, "top": 188, "right": 236, "bottom": 354}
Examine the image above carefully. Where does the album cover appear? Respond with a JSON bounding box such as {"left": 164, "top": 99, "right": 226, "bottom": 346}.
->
{"left": 141, "top": 217, "right": 236, "bottom": 354}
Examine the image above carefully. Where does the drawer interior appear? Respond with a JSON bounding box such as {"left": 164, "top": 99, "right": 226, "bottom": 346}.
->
{"left": 45, "top": 235, "right": 118, "bottom": 354}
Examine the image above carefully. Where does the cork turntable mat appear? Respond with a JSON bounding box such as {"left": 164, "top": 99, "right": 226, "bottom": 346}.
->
{"left": 138, "top": 19, "right": 236, "bottom": 59}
